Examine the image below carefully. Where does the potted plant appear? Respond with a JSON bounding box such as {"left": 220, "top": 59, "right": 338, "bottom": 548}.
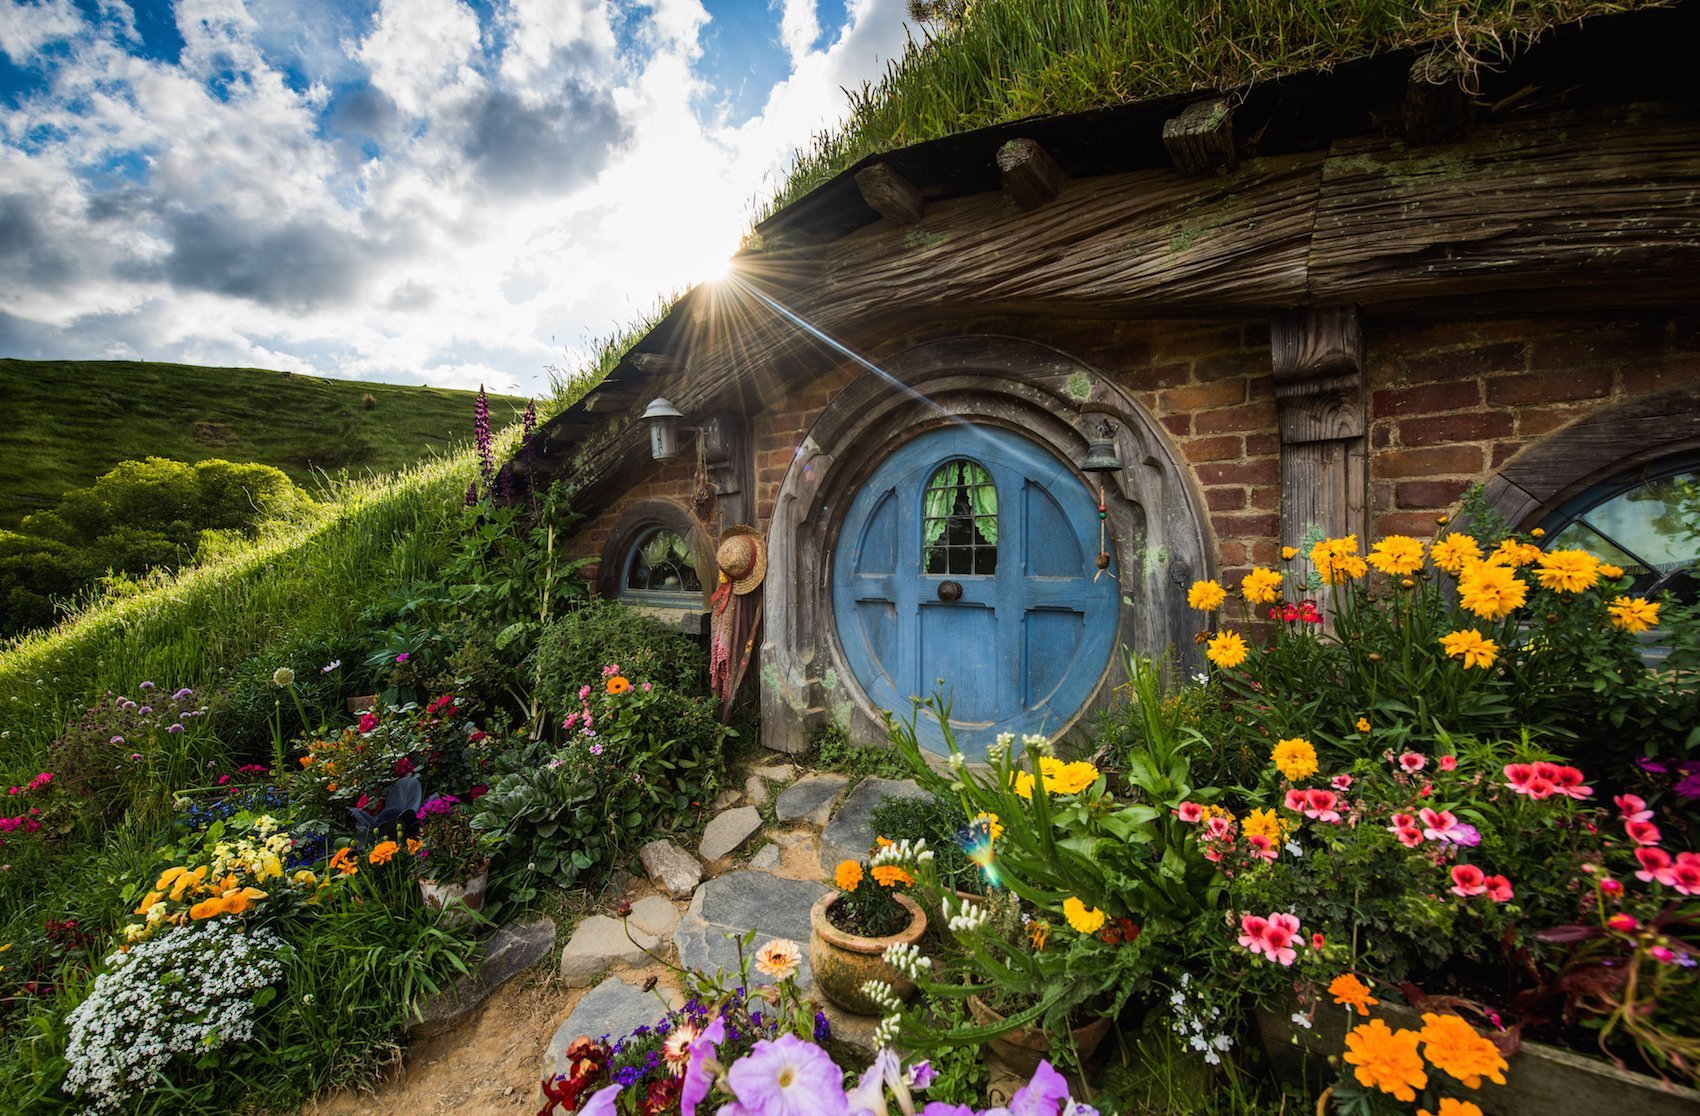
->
{"left": 414, "top": 794, "right": 488, "bottom": 925}
{"left": 810, "top": 840, "right": 928, "bottom": 1015}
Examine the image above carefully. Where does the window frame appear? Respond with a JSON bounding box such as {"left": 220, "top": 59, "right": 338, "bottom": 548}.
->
{"left": 596, "top": 501, "right": 713, "bottom": 610}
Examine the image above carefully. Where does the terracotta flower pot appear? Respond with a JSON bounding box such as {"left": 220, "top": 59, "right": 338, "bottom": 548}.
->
{"left": 346, "top": 694, "right": 378, "bottom": 714}
{"left": 809, "top": 892, "right": 927, "bottom": 1015}
{"left": 967, "top": 994, "right": 1113, "bottom": 1078}
{"left": 419, "top": 866, "right": 488, "bottom": 927}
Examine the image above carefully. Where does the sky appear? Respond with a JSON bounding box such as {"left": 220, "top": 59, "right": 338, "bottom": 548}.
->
{"left": 0, "top": 0, "right": 916, "bottom": 394}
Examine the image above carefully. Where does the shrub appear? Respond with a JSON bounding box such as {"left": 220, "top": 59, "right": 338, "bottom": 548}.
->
{"left": 534, "top": 598, "right": 706, "bottom": 710}
{"left": 46, "top": 684, "right": 214, "bottom": 828}
{"left": 869, "top": 792, "right": 979, "bottom": 893}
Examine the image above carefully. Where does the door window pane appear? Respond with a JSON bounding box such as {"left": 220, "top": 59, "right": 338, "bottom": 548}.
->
{"left": 923, "top": 460, "right": 997, "bottom": 575}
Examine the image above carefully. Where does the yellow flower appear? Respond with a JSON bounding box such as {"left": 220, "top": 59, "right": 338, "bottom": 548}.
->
{"left": 871, "top": 865, "right": 914, "bottom": 888}
{"left": 1187, "top": 579, "right": 1228, "bottom": 611}
{"left": 1430, "top": 534, "right": 1483, "bottom": 574}
{"left": 1043, "top": 757, "right": 1101, "bottom": 795}
{"left": 1535, "top": 548, "right": 1601, "bottom": 593}
{"left": 1011, "top": 770, "right": 1036, "bottom": 799}
{"left": 835, "top": 860, "right": 864, "bottom": 891}
{"left": 1271, "top": 737, "right": 1319, "bottom": 782}
{"left": 1242, "top": 807, "right": 1286, "bottom": 844}
{"left": 1356, "top": 717, "right": 1372, "bottom": 733}
{"left": 971, "top": 812, "right": 1003, "bottom": 840}
{"left": 1488, "top": 538, "right": 1542, "bottom": 568}
{"left": 1343, "top": 1019, "right": 1428, "bottom": 1103}
{"left": 1419, "top": 1101, "right": 1484, "bottom": 1116}
{"left": 1240, "top": 567, "right": 1283, "bottom": 605}
{"left": 1206, "top": 630, "right": 1249, "bottom": 670}
{"left": 1608, "top": 596, "right": 1660, "bottom": 633}
{"left": 134, "top": 890, "right": 164, "bottom": 916}
{"left": 1062, "top": 897, "right": 1106, "bottom": 935}
{"left": 1281, "top": 546, "right": 1299, "bottom": 561}
{"left": 1329, "top": 973, "right": 1379, "bottom": 1015}
{"left": 1418, "top": 1012, "right": 1508, "bottom": 1089}
{"left": 368, "top": 840, "right": 400, "bottom": 866}
{"left": 292, "top": 869, "right": 318, "bottom": 888}
{"left": 1599, "top": 563, "right": 1624, "bottom": 580}
{"left": 1310, "top": 536, "right": 1368, "bottom": 583}
{"left": 1201, "top": 804, "right": 1236, "bottom": 824}
{"left": 1457, "top": 562, "right": 1527, "bottom": 620}
{"left": 1440, "top": 629, "right": 1499, "bottom": 669}
{"left": 1368, "top": 535, "right": 1426, "bottom": 576}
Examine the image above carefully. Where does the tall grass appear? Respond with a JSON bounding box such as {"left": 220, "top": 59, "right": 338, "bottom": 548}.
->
{"left": 761, "top": 0, "right": 1664, "bottom": 219}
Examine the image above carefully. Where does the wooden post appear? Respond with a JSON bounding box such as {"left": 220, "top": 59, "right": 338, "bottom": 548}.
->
{"left": 1404, "top": 50, "right": 1474, "bottom": 145}
{"left": 853, "top": 163, "right": 926, "bottom": 224}
{"left": 1270, "top": 307, "right": 1367, "bottom": 574}
{"left": 1162, "top": 98, "right": 1236, "bottom": 176}
{"left": 997, "top": 138, "right": 1068, "bottom": 210}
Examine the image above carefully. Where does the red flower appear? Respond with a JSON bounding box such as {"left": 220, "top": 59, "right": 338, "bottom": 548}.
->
{"left": 393, "top": 757, "right": 415, "bottom": 777}
{"left": 1607, "top": 913, "right": 1640, "bottom": 933}
{"left": 1438, "top": 756, "right": 1458, "bottom": 772}
{"left": 1636, "top": 847, "right": 1677, "bottom": 885}
{"left": 1615, "top": 794, "right": 1653, "bottom": 823}
{"left": 1625, "top": 819, "right": 1662, "bottom": 846}
{"left": 1175, "top": 802, "right": 1204, "bottom": 823}
{"left": 1449, "top": 864, "right": 1487, "bottom": 897}
{"left": 358, "top": 713, "right": 379, "bottom": 733}
{"left": 468, "top": 784, "right": 489, "bottom": 801}
{"left": 1483, "top": 875, "right": 1513, "bottom": 902}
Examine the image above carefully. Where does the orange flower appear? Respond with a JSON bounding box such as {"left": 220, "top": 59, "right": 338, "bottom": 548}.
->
{"left": 1329, "top": 973, "right": 1379, "bottom": 1015}
{"left": 368, "top": 840, "right": 400, "bottom": 866}
{"left": 299, "top": 755, "right": 313, "bottom": 767}
{"left": 1418, "top": 1101, "right": 1484, "bottom": 1116}
{"left": 406, "top": 838, "right": 423, "bottom": 856}
{"left": 871, "top": 865, "right": 914, "bottom": 888}
{"left": 606, "top": 675, "right": 632, "bottom": 695}
{"left": 1028, "top": 919, "right": 1050, "bottom": 951}
{"left": 834, "top": 860, "right": 863, "bottom": 891}
{"left": 188, "top": 896, "right": 226, "bottom": 921}
{"left": 1418, "top": 1012, "right": 1507, "bottom": 1089}
{"left": 1343, "top": 1018, "right": 1427, "bottom": 1102}
{"left": 328, "top": 847, "right": 360, "bottom": 877}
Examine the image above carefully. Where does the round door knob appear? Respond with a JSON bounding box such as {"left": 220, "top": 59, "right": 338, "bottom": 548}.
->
{"left": 937, "top": 580, "right": 963, "bottom": 602}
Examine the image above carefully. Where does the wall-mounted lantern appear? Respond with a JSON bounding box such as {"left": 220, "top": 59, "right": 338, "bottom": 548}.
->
{"left": 642, "top": 397, "right": 686, "bottom": 461}
{"left": 1079, "top": 418, "right": 1123, "bottom": 474}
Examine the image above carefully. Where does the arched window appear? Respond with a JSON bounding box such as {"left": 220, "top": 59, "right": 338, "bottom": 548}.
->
{"left": 623, "top": 526, "right": 703, "bottom": 601}
{"left": 1539, "top": 454, "right": 1699, "bottom": 605}
{"left": 922, "top": 459, "right": 998, "bottom": 575}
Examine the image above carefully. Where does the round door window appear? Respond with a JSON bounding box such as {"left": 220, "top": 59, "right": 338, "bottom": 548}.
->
{"left": 830, "top": 424, "right": 1118, "bottom": 757}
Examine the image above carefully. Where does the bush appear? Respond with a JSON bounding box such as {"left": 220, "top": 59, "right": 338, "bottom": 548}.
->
{"left": 533, "top": 599, "right": 707, "bottom": 711}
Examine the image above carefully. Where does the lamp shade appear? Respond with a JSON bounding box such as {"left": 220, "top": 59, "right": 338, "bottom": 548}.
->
{"left": 642, "top": 397, "right": 685, "bottom": 461}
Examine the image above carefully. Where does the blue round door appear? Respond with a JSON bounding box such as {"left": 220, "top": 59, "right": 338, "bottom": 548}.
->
{"left": 831, "top": 424, "right": 1119, "bottom": 758}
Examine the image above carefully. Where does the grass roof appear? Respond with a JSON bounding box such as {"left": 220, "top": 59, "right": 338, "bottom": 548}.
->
{"left": 760, "top": 0, "right": 1670, "bottom": 221}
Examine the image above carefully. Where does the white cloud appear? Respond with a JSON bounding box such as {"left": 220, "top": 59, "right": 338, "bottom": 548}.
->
{"left": 775, "top": 0, "right": 820, "bottom": 65}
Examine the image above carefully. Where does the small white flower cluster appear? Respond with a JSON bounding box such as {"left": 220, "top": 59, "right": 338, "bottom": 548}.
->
{"left": 860, "top": 979, "right": 903, "bottom": 1013}
{"left": 946, "top": 899, "right": 990, "bottom": 934}
{"left": 946, "top": 751, "right": 966, "bottom": 772}
{"left": 1167, "top": 972, "right": 1233, "bottom": 1066}
{"left": 870, "top": 838, "right": 932, "bottom": 867}
{"left": 881, "top": 942, "right": 932, "bottom": 981}
{"left": 873, "top": 1012, "right": 903, "bottom": 1049}
{"left": 988, "top": 734, "right": 1012, "bottom": 764}
{"left": 63, "top": 921, "right": 286, "bottom": 1111}
{"left": 1020, "top": 732, "right": 1052, "bottom": 757}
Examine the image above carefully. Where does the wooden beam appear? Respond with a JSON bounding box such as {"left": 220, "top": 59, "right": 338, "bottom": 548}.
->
{"left": 853, "top": 162, "right": 925, "bottom": 224}
{"left": 997, "top": 138, "right": 1068, "bottom": 210}
{"left": 1404, "top": 50, "right": 1474, "bottom": 145}
{"left": 1162, "top": 97, "right": 1236, "bottom": 176}
{"left": 1270, "top": 308, "right": 1367, "bottom": 578}
{"left": 626, "top": 352, "right": 680, "bottom": 374}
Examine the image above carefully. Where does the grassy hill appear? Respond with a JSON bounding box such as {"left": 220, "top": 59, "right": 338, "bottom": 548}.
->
{"left": 0, "top": 359, "right": 527, "bottom": 527}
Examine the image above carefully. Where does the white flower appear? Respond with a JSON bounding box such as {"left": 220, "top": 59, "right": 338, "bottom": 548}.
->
{"left": 1285, "top": 840, "right": 1304, "bottom": 858}
{"left": 946, "top": 752, "right": 966, "bottom": 772}
{"left": 1290, "top": 1012, "right": 1313, "bottom": 1030}
{"left": 271, "top": 667, "right": 295, "bottom": 688}
{"left": 872, "top": 1013, "right": 903, "bottom": 1049}
{"left": 321, "top": 659, "right": 342, "bottom": 673}
{"left": 881, "top": 942, "right": 932, "bottom": 980}
{"left": 948, "top": 903, "right": 990, "bottom": 934}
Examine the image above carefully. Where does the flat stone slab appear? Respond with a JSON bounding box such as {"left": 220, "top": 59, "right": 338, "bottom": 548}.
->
{"left": 699, "top": 805, "right": 762, "bottom": 861}
{"left": 775, "top": 772, "right": 849, "bottom": 825}
{"left": 819, "top": 777, "right": 931, "bottom": 872}
{"left": 676, "top": 870, "right": 829, "bottom": 991}
{"left": 745, "top": 774, "right": 774, "bottom": 805}
{"left": 559, "top": 915, "right": 660, "bottom": 987}
{"left": 750, "top": 842, "right": 781, "bottom": 870}
{"left": 409, "top": 917, "right": 557, "bottom": 1037}
{"left": 639, "top": 838, "right": 702, "bottom": 899}
{"left": 542, "top": 974, "right": 676, "bottom": 1083}
{"left": 710, "top": 787, "right": 741, "bottom": 811}
{"left": 628, "top": 894, "right": 681, "bottom": 940}
{"left": 751, "top": 763, "right": 797, "bottom": 784}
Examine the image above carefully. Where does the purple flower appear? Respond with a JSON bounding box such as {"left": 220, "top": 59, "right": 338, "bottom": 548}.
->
{"left": 725, "top": 1034, "right": 848, "bottom": 1116}
{"left": 396, "top": 652, "right": 410, "bottom": 663}
{"left": 1449, "top": 823, "right": 1481, "bottom": 847}
{"left": 1008, "top": 1061, "right": 1072, "bottom": 1116}
{"left": 590, "top": 743, "right": 603, "bottom": 756}
{"left": 907, "top": 1061, "right": 935, "bottom": 1090}
{"left": 464, "top": 481, "right": 479, "bottom": 507}
{"left": 813, "top": 1011, "right": 831, "bottom": 1042}
{"left": 139, "top": 681, "right": 154, "bottom": 690}
{"left": 172, "top": 687, "right": 194, "bottom": 700}
{"left": 474, "top": 386, "right": 493, "bottom": 484}
{"left": 109, "top": 736, "right": 124, "bottom": 745}
{"left": 578, "top": 1085, "right": 622, "bottom": 1116}
{"left": 1676, "top": 771, "right": 1700, "bottom": 801}
{"left": 138, "top": 706, "right": 152, "bottom": 716}
{"left": 681, "top": 1015, "right": 726, "bottom": 1116}
{"left": 166, "top": 723, "right": 184, "bottom": 735}
{"left": 920, "top": 1106, "right": 975, "bottom": 1116}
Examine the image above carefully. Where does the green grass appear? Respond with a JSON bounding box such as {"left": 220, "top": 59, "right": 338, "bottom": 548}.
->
{"left": 760, "top": 0, "right": 1667, "bottom": 221}
{"left": 0, "top": 359, "right": 526, "bottom": 527}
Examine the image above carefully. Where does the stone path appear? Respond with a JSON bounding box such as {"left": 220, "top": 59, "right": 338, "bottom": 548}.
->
{"left": 541, "top": 764, "right": 928, "bottom": 1094}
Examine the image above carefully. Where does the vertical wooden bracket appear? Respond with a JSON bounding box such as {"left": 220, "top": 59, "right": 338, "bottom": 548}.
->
{"left": 1162, "top": 98, "right": 1236, "bottom": 176}
{"left": 1404, "top": 50, "right": 1475, "bottom": 145}
{"left": 700, "top": 411, "right": 752, "bottom": 527}
{"left": 997, "top": 138, "right": 1068, "bottom": 210}
{"left": 1270, "top": 307, "right": 1367, "bottom": 560}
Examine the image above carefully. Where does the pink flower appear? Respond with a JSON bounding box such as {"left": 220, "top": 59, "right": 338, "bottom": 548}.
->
{"left": 1397, "top": 752, "right": 1426, "bottom": 774}
{"left": 1450, "top": 864, "right": 1488, "bottom": 898}
{"left": 358, "top": 713, "right": 378, "bottom": 734}
{"left": 1246, "top": 834, "right": 1278, "bottom": 861}
{"left": 1176, "top": 802, "right": 1204, "bottom": 823}
{"left": 1262, "top": 913, "right": 1302, "bottom": 967}
{"left": 602, "top": 663, "right": 622, "bottom": 677}
{"left": 1311, "top": 932, "right": 1326, "bottom": 950}
{"left": 578, "top": 684, "right": 592, "bottom": 701}
{"left": 1634, "top": 847, "right": 1677, "bottom": 885}
{"left": 1303, "top": 789, "right": 1342, "bottom": 823}
{"left": 640, "top": 682, "right": 652, "bottom": 692}
{"left": 1438, "top": 755, "right": 1458, "bottom": 772}
{"left": 1626, "top": 819, "right": 1663, "bottom": 846}
{"left": 355, "top": 795, "right": 371, "bottom": 810}
{"left": 1550, "top": 765, "right": 1593, "bottom": 799}
{"left": 1283, "top": 788, "right": 1309, "bottom": 812}
{"left": 1504, "top": 763, "right": 1535, "bottom": 794}
{"left": 1205, "top": 816, "right": 1233, "bottom": 841}
{"left": 1672, "top": 855, "right": 1700, "bottom": 897}
{"left": 1599, "top": 877, "right": 1624, "bottom": 897}
{"left": 1331, "top": 774, "right": 1354, "bottom": 791}
{"left": 1419, "top": 808, "right": 1462, "bottom": 843}
{"left": 395, "top": 652, "right": 410, "bottom": 663}
{"left": 1484, "top": 875, "right": 1513, "bottom": 902}
{"left": 1608, "top": 913, "right": 1640, "bottom": 932}
{"left": 1650, "top": 946, "right": 1679, "bottom": 965}
{"left": 1615, "top": 794, "right": 1653, "bottom": 823}
{"left": 1237, "top": 914, "right": 1270, "bottom": 954}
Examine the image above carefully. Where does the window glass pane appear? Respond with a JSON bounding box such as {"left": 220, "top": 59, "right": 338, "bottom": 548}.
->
{"left": 922, "top": 459, "right": 996, "bottom": 575}
{"left": 1578, "top": 472, "right": 1699, "bottom": 576}
{"left": 625, "top": 528, "right": 702, "bottom": 594}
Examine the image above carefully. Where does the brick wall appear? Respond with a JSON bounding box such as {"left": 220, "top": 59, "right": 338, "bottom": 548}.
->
{"left": 1366, "top": 317, "right": 1700, "bottom": 536}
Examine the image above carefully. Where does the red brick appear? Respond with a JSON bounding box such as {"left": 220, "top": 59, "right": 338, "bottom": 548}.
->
{"left": 1491, "top": 441, "right": 1521, "bottom": 469}
{"left": 1485, "top": 370, "right": 1613, "bottom": 406}
{"left": 1194, "top": 402, "right": 1276, "bottom": 435}
{"left": 1247, "top": 484, "right": 1280, "bottom": 511}
{"left": 1247, "top": 538, "right": 1282, "bottom": 566}
{"left": 1528, "top": 325, "right": 1661, "bottom": 371}
{"left": 1212, "top": 513, "right": 1282, "bottom": 539}
{"left": 1402, "top": 342, "right": 1526, "bottom": 383}
{"left": 1376, "top": 445, "right": 1484, "bottom": 478}
{"left": 1395, "top": 479, "right": 1470, "bottom": 509}
{"left": 1161, "top": 378, "right": 1245, "bottom": 412}
{"left": 1194, "top": 350, "right": 1269, "bottom": 381}
{"left": 1371, "top": 422, "right": 1393, "bottom": 450}
{"left": 1181, "top": 435, "right": 1245, "bottom": 463}
{"left": 1161, "top": 414, "right": 1192, "bottom": 437}
{"left": 1128, "top": 362, "right": 1192, "bottom": 392}
{"left": 1517, "top": 406, "right": 1584, "bottom": 437}
{"left": 1244, "top": 432, "right": 1279, "bottom": 457}
{"left": 1375, "top": 511, "right": 1448, "bottom": 537}
{"left": 1622, "top": 356, "right": 1700, "bottom": 397}
{"left": 1218, "top": 541, "right": 1247, "bottom": 566}
{"left": 1396, "top": 410, "right": 1514, "bottom": 446}
{"left": 1371, "top": 380, "right": 1482, "bottom": 416}
{"left": 1196, "top": 459, "right": 1282, "bottom": 486}
{"left": 1205, "top": 487, "right": 1248, "bottom": 512}
{"left": 1247, "top": 376, "right": 1276, "bottom": 402}
{"left": 1162, "top": 326, "right": 1244, "bottom": 359}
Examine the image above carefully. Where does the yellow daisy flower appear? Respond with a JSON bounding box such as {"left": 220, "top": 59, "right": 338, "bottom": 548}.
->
{"left": 1367, "top": 535, "right": 1426, "bottom": 576}
{"left": 1205, "top": 630, "right": 1249, "bottom": 670}
{"left": 1440, "top": 628, "right": 1499, "bottom": 669}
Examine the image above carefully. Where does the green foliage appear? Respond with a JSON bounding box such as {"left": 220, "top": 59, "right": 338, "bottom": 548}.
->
{"left": 214, "top": 629, "right": 365, "bottom": 754}
{"left": 533, "top": 599, "right": 708, "bottom": 711}
{"left": 806, "top": 720, "right": 912, "bottom": 781}
{"left": 869, "top": 792, "right": 979, "bottom": 894}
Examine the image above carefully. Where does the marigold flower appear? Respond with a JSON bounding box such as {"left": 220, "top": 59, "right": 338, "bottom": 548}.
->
{"left": 753, "top": 938, "right": 802, "bottom": 981}
{"left": 1356, "top": 717, "right": 1371, "bottom": 733}
{"left": 1329, "top": 973, "right": 1379, "bottom": 1014}
{"left": 1418, "top": 1012, "right": 1508, "bottom": 1089}
{"left": 1368, "top": 535, "right": 1426, "bottom": 576}
{"left": 1419, "top": 1101, "right": 1485, "bottom": 1116}
{"left": 406, "top": 838, "right": 423, "bottom": 856}
{"left": 1271, "top": 737, "right": 1319, "bottom": 781}
{"left": 1240, "top": 567, "right": 1283, "bottom": 605}
{"left": 1599, "top": 563, "right": 1624, "bottom": 580}
{"left": 1205, "top": 630, "right": 1249, "bottom": 670}
{"left": 328, "top": 847, "right": 360, "bottom": 877}
{"left": 1440, "top": 628, "right": 1499, "bottom": 669}
{"left": 1457, "top": 561, "right": 1527, "bottom": 620}
{"left": 605, "top": 675, "right": 632, "bottom": 695}
{"left": 1608, "top": 596, "right": 1660, "bottom": 633}
{"left": 368, "top": 840, "right": 400, "bottom": 866}
{"left": 1028, "top": 919, "right": 1050, "bottom": 951}
{"left": 1062, "top": 897, "right": 1106, "bottom": 935}
{"left": 1310, "top": 535, "right": 1368, "bottom": 583}
{"left": 871, "top": 865, "right": 914, "bottom": 888}
{"left": 1430, "top": 533, "right": 1483, "bottom": 574}
{"left": 1187, "top": 579, "right": 1228, "bottom": 611}
{"left": 834, "top": 860, "right": 863, "bottom": 891}
{"left": 971, "top": 812, "right": 1004, "bottom": 840}
{"left": 1535, "top": 548, "right": 1601, "bottom": 594}
{"left": 1281, "top": 546, "right": 1299, "bottom": 561}
{"left": 1343, "top": 1018, "right": 1428, "bottom": 1102}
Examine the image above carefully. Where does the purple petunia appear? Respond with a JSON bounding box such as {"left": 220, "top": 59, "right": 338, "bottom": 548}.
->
{"left": 725, "top": 1034, "right": 848, "bottom": 1116}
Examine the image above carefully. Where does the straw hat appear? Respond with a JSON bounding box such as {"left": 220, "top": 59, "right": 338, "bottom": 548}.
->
{"left": 716, "top": 525, "right": 767, "bottom": 596}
